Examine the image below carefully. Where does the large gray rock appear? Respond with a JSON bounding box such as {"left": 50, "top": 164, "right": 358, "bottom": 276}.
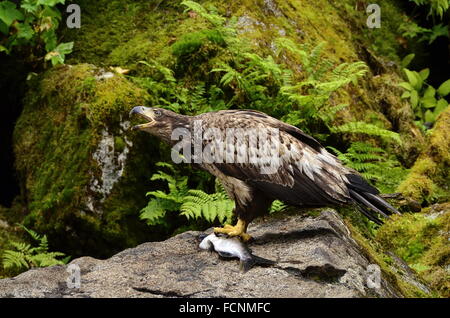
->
{"left": 0, "top": 210, "right": 429, "bottom": 298}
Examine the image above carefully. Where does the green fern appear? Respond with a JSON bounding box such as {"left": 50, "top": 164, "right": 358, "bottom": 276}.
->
{"left": 139, "top": 162, "right": 189, "bottom": 226}
{"left": 275, "top": 40, "right": 369, "bottom": 139}
{"left": 2, "top": 225, "right": 68, "bottom": 273}
{"left": 408, "top": 0, "right": 449, "bottom": 18}
{"left": 181, "top": 189, "right": 234, "bottom": 223}
{"left": 330, "top": 121, "right": 401, "bottom": 144}
{"left": 181, "top": 1, "right": 226, "bottom": 27}
{"left": 269, "top": 200, "right": 287, "bottom": 214}
{"left": 328, "top": 142, "right": 408, "bottom": 193}
{"left": 140, "top": 162, "right": 235, "bottom": 226}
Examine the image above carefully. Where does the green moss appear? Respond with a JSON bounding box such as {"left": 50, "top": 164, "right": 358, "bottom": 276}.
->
{"left": 376, "top": 204, "right": 450, "bottom": 297}
{"left": 345, "top": 219, "right": 432, "bottom": 298}
{"left": 114, "top": 136, "right": 126, "bottom": 153}
{"left": 12, "top": 64, "right": 167, "bottom": 258}
{"left": 398, "top": 172, "right": 436, "bottom": 203}
{"left": 398, "top": 106, "right": 450, "bottom": 204}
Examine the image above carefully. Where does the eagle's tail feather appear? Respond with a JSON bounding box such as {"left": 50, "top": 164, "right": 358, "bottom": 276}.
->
{"left": 348, "top": 189, "right": 400, "bottom": 225}
{"left": 345, "top": 173, "right": 400, "bottom": 224}
{"left": 361, "top": 192, "right": 401, "bottom": 216}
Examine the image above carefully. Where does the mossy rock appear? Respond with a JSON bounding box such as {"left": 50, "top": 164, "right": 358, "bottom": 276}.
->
{"left": 376, "top": 203, "right": 450, "bottom": 297}
{"left": 13, "top": 64, "right": 169, "bottom": 258}
{"left": 397, "top": 106, "right": 450, "bottom": 204}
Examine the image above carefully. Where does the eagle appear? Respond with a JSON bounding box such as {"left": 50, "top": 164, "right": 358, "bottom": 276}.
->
{"left": 130, "top": 106, "right": 399, "bottom": 241}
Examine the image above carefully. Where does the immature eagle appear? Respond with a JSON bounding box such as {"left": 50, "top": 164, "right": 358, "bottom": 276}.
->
{"left": 130, "top": 106, "right": 399, "bottom": 241}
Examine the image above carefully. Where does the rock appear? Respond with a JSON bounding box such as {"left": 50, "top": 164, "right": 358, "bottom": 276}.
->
{"left": 397, "top": 106, "right": 450, "bottom": 203}
{"left": 12, "top": 64, "right": 166, "bottom": 258}
{"left": 0, "top": 210, "right": 430, "bottom": 298}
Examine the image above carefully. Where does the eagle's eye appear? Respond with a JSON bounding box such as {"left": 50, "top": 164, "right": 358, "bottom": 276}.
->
{"left": 154, "top": 110, "right": 162, "bottom": 117}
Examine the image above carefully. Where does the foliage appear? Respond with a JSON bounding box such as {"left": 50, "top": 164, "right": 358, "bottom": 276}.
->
{"left": 376, "top": 207, "right": 450, "bottom": 297}
{"left": 328, "top": 142, "right": 408, "bottom": 193}
{"left": 269, "top": 200, "right": 287, "bottom": 214}
{"left": 399, "top": 0, "right": 450, "bottom": 44}
{"left": 399, "top": 54, "right": 449, "bottom": 128}
{"left": 2, "top": 224, "right": 68, "bottom": 273}
{"left": 408, "top": 0, "right": 450, "bottom": 19}
{"left": 132, "top": 60, "right": 228, "bottom": 115}
{"left": 140, "top": 162, "right": 234, "bottom": 226}
{"left": 180, "top": 187, "right": 234, "bottom": 223}
{"left": 330, "top": 122, "right": 401, "bottom": 144}
{"left": 139, "top": 162, "right": 190, "bottom": 226}
{"left": 0, "top": 0, "right": 73, "bottom": 65}
{"left": 400, "top": 21, "right": 449, "bottom": 44}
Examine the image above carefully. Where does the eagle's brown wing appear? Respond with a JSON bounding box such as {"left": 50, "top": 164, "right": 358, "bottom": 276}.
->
{"left": 196, "top": 109, "right": 353, "bottom": 207}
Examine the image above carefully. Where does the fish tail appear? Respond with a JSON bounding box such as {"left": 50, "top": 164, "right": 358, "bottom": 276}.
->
{"left": 240, "top": 255, "right": 276, "bottom": 272}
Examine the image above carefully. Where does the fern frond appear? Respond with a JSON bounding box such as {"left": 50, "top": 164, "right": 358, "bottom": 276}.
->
{"left": 2, "top": 225, "right": 67, "bottom": 273}
{"left": 9, "top": 241, "right": 32, "bottom": 253}
{"left": 270, "top": 200, "right": 287, "bottom": 213}
{"left": 181, "top": 1, "right": 226, "bottom": 27}
{"left": 138, "top": 60, "right": 176, "bottom": 83}
{"left": 31, "top": 253, "right": 67, "bottom": 267}
{"left": 140, "top": 198, "right": 173, "bottom": 226}
{"left": 2, "top": 250, "right": 29, "bottom": 270}
{"left": 180, "top": 189, "right": 234, "bottom": 223}
{"left": 331, "top": 122, "right": 402, "bottom": 144}
{"left": 17, "top": 224, "right": 42, "bottom": 242}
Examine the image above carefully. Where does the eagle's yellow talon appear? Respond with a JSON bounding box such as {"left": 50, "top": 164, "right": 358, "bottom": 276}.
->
{"left": 214, "top": 219, "right": 252, "bottom": 242}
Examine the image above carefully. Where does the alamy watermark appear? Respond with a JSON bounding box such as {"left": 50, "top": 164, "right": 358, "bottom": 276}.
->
{"left": 66, "top": 4, "right": 81, "bottom": 29}
{"left": 366, "top": 4, "right": 381, "bottom": 29}
{"left": 66, "top": 263, "right": 81, "bottom": 289}
{"left": 366, "top": 264, "right": 381, "bottom": 289}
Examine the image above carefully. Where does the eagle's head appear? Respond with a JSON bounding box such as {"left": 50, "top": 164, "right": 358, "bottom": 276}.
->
{"left": 130, "top": 106, "right": 189, "bottom": 143}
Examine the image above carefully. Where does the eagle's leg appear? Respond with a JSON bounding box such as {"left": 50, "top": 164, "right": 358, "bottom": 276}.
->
{"left": 214, "top": 219, "right": 252, "bottom": 242}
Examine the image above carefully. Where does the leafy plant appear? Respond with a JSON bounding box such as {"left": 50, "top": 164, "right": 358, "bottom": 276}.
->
{"left": 2, "top": 224, "right": 69, "bottom": 273}
{"left": 269, "top": 200, "right": 287, "bottom": 214}
{"left": 133, "top": 60, "right": 228, "bottom": 115}
{"left": 0, "top": 0, "right": 73, "bottom": 66}
{"left": 399, "top": 54, "right": 449, "bottom": 127}
{"left": 408, "top": 0, "right": 450, "bottom": 19}
{"left": 330, "top": 122, "right": 401, "bottom": 144}
{"left": 139, "top": 162, "right": 190, "bottom": 226}
{"left": 328, "top": 142, "right": 408, "bottom": 193}
{"left": 180, "top": 186, "right": 234, "bottom": 223}
{"left": 399, "top": 0, "right": 450, "bottom": 44}
{"left": 140, "top": 162, "right": 234, "bottom": 226}
{"left": 400, "top": 21, "right": 449, "bottom": 44}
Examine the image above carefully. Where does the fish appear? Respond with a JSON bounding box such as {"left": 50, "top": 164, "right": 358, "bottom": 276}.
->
{"left": 198, "top": 233, "right": 276, "bottom": 272}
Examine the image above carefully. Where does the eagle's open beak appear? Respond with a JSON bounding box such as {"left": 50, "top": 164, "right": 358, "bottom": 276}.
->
{"left": 129, "top": 106, "right": 156, "bottom": 130}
